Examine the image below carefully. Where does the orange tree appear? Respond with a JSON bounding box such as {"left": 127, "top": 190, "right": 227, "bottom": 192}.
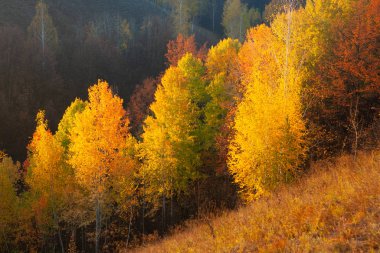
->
{"left": 69, "top": 80, "right": 137, "bottom": 253}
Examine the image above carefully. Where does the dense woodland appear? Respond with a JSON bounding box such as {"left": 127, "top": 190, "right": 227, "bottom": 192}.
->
{"left": 0, "top": 0, "right": 269, "bottom": 161}
{"left": 0, "top": 0, "right": 379, "bottom": 252}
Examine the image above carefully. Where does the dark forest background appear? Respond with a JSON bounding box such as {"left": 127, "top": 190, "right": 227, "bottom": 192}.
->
{"left": 0, "top": 0, "right": 270, "bottom": 162}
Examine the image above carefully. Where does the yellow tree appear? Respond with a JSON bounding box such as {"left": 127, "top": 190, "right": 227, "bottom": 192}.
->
{"left": 206, "top": 38, "right": 241, "bottom": 91}
{"left": 69, "top": 80, "right": 136, "bottom": 253}
{"left": 55, "top": 98, "right": 94, "bottom": 237}
{"left": 261, "top": 0, "right": 356, "bottom": 160}
{"left": 140, "top": 54, "right": 206, "bottom": 222}
{"left": 26, "top": 111, "right": 68, "bottom": 253}
{"left": 0, "top": 152, "right": 19, "bottom": 251}
{"left": 228, "top": 22, "right": 307, "bottom": 201}
{"left": 204, "top": 38, "right": 241, "bottom": 173}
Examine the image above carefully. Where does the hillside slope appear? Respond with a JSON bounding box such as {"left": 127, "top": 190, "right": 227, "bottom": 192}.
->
{"left": 130, "top": 151, "right": 380, "bottom": 252}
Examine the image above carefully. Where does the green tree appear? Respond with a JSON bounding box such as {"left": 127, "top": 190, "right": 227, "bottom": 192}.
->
{"left": 204, "top": 38, "right": 241, "bottom": 173}
{"left": 140, "top": 54, "right": 207, "bottom": 213}
{"left": 56, "top": 98, "right": 87, "bottom": 151}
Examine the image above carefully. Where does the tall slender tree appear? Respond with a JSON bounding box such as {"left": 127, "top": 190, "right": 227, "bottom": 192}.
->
{"left": 204, "top": 38, "right": 241, "bottom": 173}
{"left": 229, "top": 13, "right": 307, "bottom": 201}
{"left": 26, "top": 111, "right": 67, "bottom": 253}
{"left": 140, "top": 54, "right": 207, "bottom": 222}
{"left": 27, "top": 0, "right": 58, "bottom": 68}
{"left": 69, "top": 80, "right": 136, "bottom": 253}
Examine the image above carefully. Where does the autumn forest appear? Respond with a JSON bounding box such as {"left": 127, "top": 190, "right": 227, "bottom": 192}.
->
{"left": 0, "top": 0, "right": 379, "bottom": 252}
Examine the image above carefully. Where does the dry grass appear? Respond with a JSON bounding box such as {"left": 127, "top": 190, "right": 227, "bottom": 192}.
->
{"left": 129, "top": 150, "right": 380, "bottom": 253}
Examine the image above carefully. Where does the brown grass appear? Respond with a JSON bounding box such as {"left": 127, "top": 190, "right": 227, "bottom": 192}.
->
{"left": 129, "top": 151, "right": 380, "bottom": 253}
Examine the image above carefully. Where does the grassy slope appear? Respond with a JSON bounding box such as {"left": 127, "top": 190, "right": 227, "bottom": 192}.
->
{"left": 131, "top": 151, "right": 380, "bottom": 252}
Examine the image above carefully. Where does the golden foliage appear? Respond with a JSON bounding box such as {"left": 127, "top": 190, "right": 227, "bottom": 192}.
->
{"left": 229, "top": 22, "right": 307, "bottom": 201}
{"left": 69, "top": 80, "right": 135, "bottom": 197}
{"left": 203, "top": 38, "right": 241, "bottom": 173}
{"left": 140, "top": 54, "right": 205, "bottom": 202}
{"left": 25, "top": 110, "right": 75, "bottom": 244}
{"left": 206, "top": 38, "right": 241, "bottom": 96}
{"left": 27, "top": 110, "right": 66, "bottom": 197}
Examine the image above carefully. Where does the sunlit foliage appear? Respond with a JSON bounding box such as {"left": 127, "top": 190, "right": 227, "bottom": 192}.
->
{"left": 69, "top": 80, "right": 136, "bottom": 253}
{"left": 140, "top": 54, "right": 206, "bottom": 206}
{"left": 204, "top": 38, "right": 241, "bottom": 173}
{"left": 0, "top": 0, "right": 379, "bottom": 251}
{"left": 229, "top": 22, "right": 307, "bottom": 201}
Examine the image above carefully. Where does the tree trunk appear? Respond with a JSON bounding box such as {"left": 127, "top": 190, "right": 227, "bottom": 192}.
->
{"left": 126, "top": 207, "right": 133, "bottom": 249}
{"left": 350, "top": 97, "right": 360, "bottom": 160}
{"left": 162, "top": 195, "right": 166, "bottom": 232}
{"left": 95, "top": 198, "right": 101, "bottom": 253}
{"left": 53, "top": 211, "right": 65, "bottom": 253}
